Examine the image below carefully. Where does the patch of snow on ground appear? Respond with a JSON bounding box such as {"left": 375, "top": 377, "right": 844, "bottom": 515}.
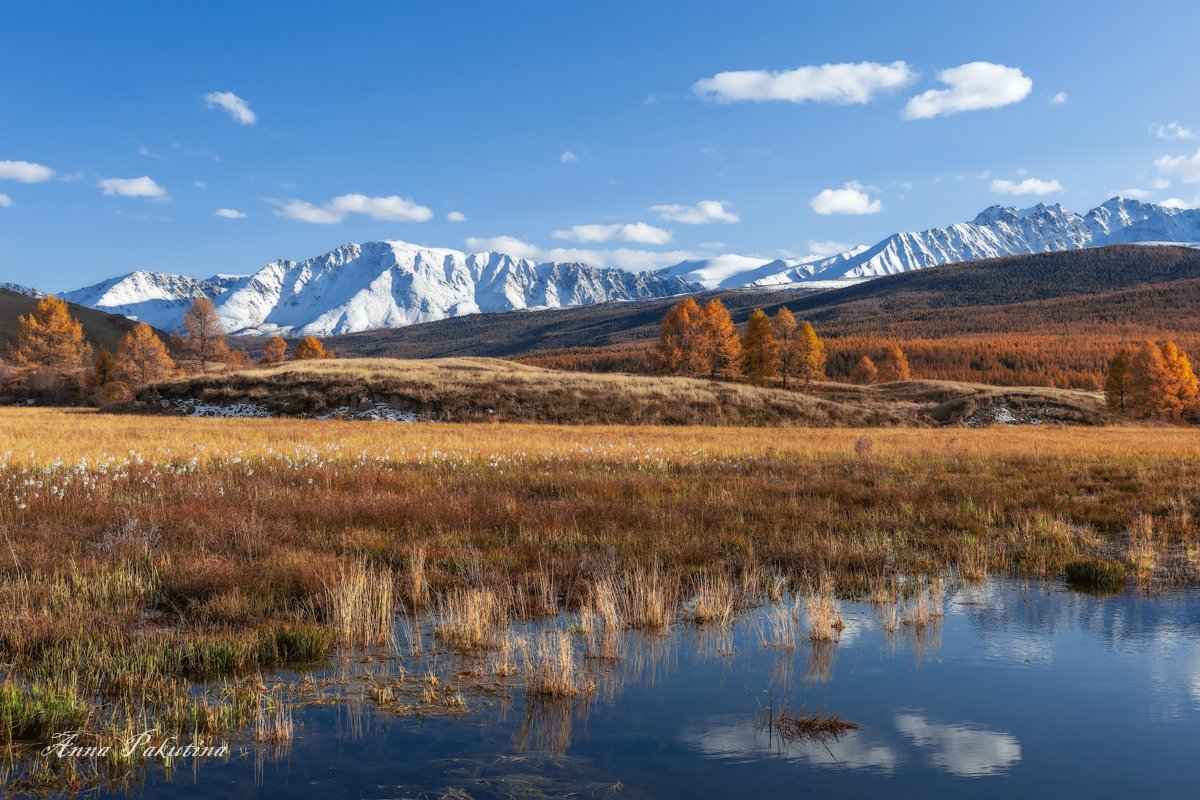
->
{"left": 965, "top": 401, "right": 1043, "bottom": 427}
{"left": 172, "top": 400, "right": 273, "bottom": 418}
{"left": 169, "top": 398, "right": 420, "bottom": 422}
{"left": 313, "top": 404, "right": 420, "bottom": 422}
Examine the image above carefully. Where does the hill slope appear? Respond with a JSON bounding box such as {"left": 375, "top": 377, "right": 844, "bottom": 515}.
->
{"left": 0, "top": 287, "right": 158, "bottom": 357}
{"left": 113, "top": 357, "right": 1109, "bottom": 428}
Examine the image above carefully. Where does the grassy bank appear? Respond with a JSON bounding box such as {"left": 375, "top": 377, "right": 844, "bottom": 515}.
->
{"left": 109, "top": 357, "right": 1111, "bottom": 427}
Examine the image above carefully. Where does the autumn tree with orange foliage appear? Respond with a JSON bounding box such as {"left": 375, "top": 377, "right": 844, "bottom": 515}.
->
{"left": 850, "top": 355, "right": 878, "bottom": 385}
{"left": 794, "top": 321, "right": 826, "bottom": 387}
{"left": 740, "top": 310, "right": 780, "bottom": 385}
{"left": 657, "top": 298, "right": 702, "bottom": 374}
{"left": 12, "top": 296, "right": 88, "bottom": 373}
{"left": 115, "top": 323, "right": 176, "bottom": 391}
{"left": 182, "top": 298, "right": 229, "bottom": 372}
{"left": 1128, "top": 340, "right": 1199, "bottom": 418}
{"left": 261, "top": 336, "right": 288, "bottom": 365}
{"left": 878, "top": 344, "right": 912, "bottom": 382}
{"left": 1104, "top": 349, "right": 1132, "bottom": 411}
{"left": 293, "top": 336, "right": 328, "bottom": 360}
{"left": 771, "top": 307, "right": 800, "bottom": 388}
{"left": 695, "top": 300, "right": 742, "bottom": 380}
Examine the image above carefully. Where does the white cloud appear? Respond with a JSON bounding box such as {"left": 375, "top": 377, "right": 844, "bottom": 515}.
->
{"left": 693, "top": 61, "right": 914, "bottom": 105}
{"left": 98, "top": 175, "right": 168, "bottom": 200}
{"left": 552, "top": 222, "right": 672, "bottom": 245}
{"left": 896, "top": 714, "right": 1021, "bottom": 778}
{"left": 650, "top": 199, "right": 739, "bottom": 224}
{"left": 131, "top": 138, "right": 162, "bottom": 159}
{"left": 1110, "top": 187, "right": 1151, "bottom": 199}
{"left": 0, "top": 160, "right": 55, "bottom": 183}
{"left": 1161, "top": 197, "right": 1193, "bottom": 209}
{"left": 698, "top": 241, "right": 727, "bottom": 250}
{"left": 560, "top": 150, "right": 579, "bottom": 163}
{"left": 1156, "top": 148, "right": 1200, "bottom": 183}
{"left": 1049, "top": 91, "right": 1069, "bottom": 105}
{"left": 464, "top": 235, "right": 543, "bottom": 260}
{"left": 446, "top": 210, "right": 467, "bottom": 222}
{"left": 203, "top": 91, "right": 257, "bottom": 125}
{"left": 193, "top": 180, "right": 208, "bottom": 189}
{"left": 275, "top": 193, "right": 433, "bottom": 224}
{"left": 809, "top": 181, "right": 883, "bottom": 215}
{"left": 0, "top": 192, "right": 11, "bottom": 207}
{"left": 807, "top": 239, "right": 856, "bottom": 257}
{"left": 1156, "top": 122, "right": 1196, "bottom": 141}
{"left": 989, "top": 177, "right": 1063, "bottom": 196}
{"left": 215, "top": 208, "right": 247, "bottom": 219}
{"left": 903, "top": 62, "right": 1032, "bottom": 120}
{"left": 465, "top": 235, "right": 696, "bottom": 271}
{"left": 1152, "top": 178, "right": 1172, "bottom": 190}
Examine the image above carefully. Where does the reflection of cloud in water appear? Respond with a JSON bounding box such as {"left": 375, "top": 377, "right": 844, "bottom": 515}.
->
{"left": 680, "top": 717, "right": 899, "bottom": 773}
{"left": 895, "top": 713, "right": 1020, "bottom": 777}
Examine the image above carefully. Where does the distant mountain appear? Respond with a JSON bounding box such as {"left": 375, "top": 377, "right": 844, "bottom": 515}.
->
{"left": 52, "top": 197, "right": 1200, "bottom": 336}
{"left": 61, "top": 241, "right": 696, "bottom": 336}
{"left": 0, "top": 282, "right": 43, "bottom": 297}
{"left": 649, "top": 197, "right": 1200, "bottom": 289}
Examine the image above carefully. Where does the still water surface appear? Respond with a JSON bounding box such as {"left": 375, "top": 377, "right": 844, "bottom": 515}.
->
{"left": 115, "top": 580, "right": 1200, "bottom": 798}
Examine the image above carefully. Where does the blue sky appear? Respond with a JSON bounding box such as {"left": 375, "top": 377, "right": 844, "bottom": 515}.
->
{"left": 3, "top": 0, "right": 1200, "bottom": 291}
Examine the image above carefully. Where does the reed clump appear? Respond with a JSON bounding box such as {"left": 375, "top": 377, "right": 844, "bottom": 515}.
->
{"left": 324, "top": 561, "right": 396, "bottom": 648}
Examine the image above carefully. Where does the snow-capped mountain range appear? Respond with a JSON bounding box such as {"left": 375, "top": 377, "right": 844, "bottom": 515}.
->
{"left": 52, "top": 197, "right": 1200, "bottom": 336}
{"left": 659, "top": 196, "right": 1200, "bottom": 290}
{"left": 61, "top": 242, "right": 695, "bottom": 336}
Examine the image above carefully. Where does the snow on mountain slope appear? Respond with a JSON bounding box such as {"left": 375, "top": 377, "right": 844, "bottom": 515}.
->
{"left": 63, "top": 241, "right": 695, "bottom": 335}
{"left": 0, "top": 282, "right": 43, "bottom": 297}
{"left": 781, "top": 197, "right": 1200, "bottom": 284}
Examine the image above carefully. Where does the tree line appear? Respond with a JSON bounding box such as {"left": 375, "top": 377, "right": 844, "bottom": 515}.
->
{"left": 657, "top": 298, "right": 912, "bottom": 388}
{"left": 1105, "top": 340, "right": 1200, "bottom": 420}
{"left": 3, "top": 296, "right": 334, "bottom": 404}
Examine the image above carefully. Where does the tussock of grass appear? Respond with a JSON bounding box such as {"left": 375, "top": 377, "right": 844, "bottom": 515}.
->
{"left": 1065, "top": 559, "right": 1127, "bottom": 593}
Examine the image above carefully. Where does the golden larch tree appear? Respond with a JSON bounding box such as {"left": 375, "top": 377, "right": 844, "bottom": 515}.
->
{"left": 696, "top": 299, "right": 742, "bottom": 380}
{"left": 657, "top": 298, "right": 702, "bottom": 374}
{"left": 1104, "top": 349, "right": 1132, "bottom": 412}
{"left": 771, "top": 307, "right": 800, "bottom": 388}
{"left": 12, "top": 296, "right": 88, "bottom": 373}
{"left": 878, "top": 344, "right": 912, "bottom": 382}
{"left": 261, "top": 336, "right": 288, "bottom": 365}
{"left": 850, "top": 354, "right": 878, "bottom": 385}
{"left": 115, "top": 323, "right": 176, "bottom": 389}
{"left": 182, "top": 297, "right": 229, "bottom": 372}
{"left": 293, "top": 336, "right": 327, "bottom": 360}
{"left": 1160, "top": 341, "right": 1199, "bottom": 414}
{"left": 793, "top": 321, "right": 826, "bottom": 387}
{"left": 740, "top": 309, "right": 780, "bottom": 385}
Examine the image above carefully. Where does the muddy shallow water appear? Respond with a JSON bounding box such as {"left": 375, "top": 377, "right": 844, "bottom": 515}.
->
{"left": 94, "top": 580, "right": 1200, "bottom": 799}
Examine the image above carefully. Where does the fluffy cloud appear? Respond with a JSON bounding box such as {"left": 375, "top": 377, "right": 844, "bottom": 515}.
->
{"left": 560, "top": 150, "right": 579, "bottom": 163}
{"left": 275, "top": 193, "right": 433, "bottom": 224}
{"left": 1049, "top": 91, "right": 1069, "bottom": 105}
{"left": 1162, "top": 196, "right": 1197, "bottom": 210}
{"left": 203, "top": 91, "right": 257, "bottom": 125}
{"left": 215, "top": 208, "right": 247, "bottom": 219}
{"left": 1156, "top": 122, "right": 1196, "bottom": 141}
{"left": 464, "top": 235, "right": 543, "bottom": 260}
{"left": 1156, "top": 148, "right": 1200, "bottom": 183}
{"left": 0, "top": 160, "right": 55, "bottom": 183}
{"left": 465, "top": 235, "right": 696, "bottom": 271}
{"left": 807, "top": 239, "right": 856, "bottom": 257}
{"left": 989, "top": 177, "right": 1063, "bottom": 196}
{"left": 0, "top": 192, "right": 11, "bottom": 207}
{"left": 552, "top": 222, "right": 672, "bottom": 245}
{"left": 693, "top": 61, "right": 913, "bottom": 105}
{"left": 903, "top": 62, "right": 1032, "bottom": 120}
{"left": 809, "top": 181, "right": 883, "bottom": 215}
{"left": 446, "top": 210, "right": 467, "bottom": 222}
{"left": 98, "top": 176, "right": 168, "bottom": 200}
{"left": 650, "top": 200, "right": 739, "bottom": 224}
{"left": 1110, "top": 187, "right": 1151, "bottom": 199}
